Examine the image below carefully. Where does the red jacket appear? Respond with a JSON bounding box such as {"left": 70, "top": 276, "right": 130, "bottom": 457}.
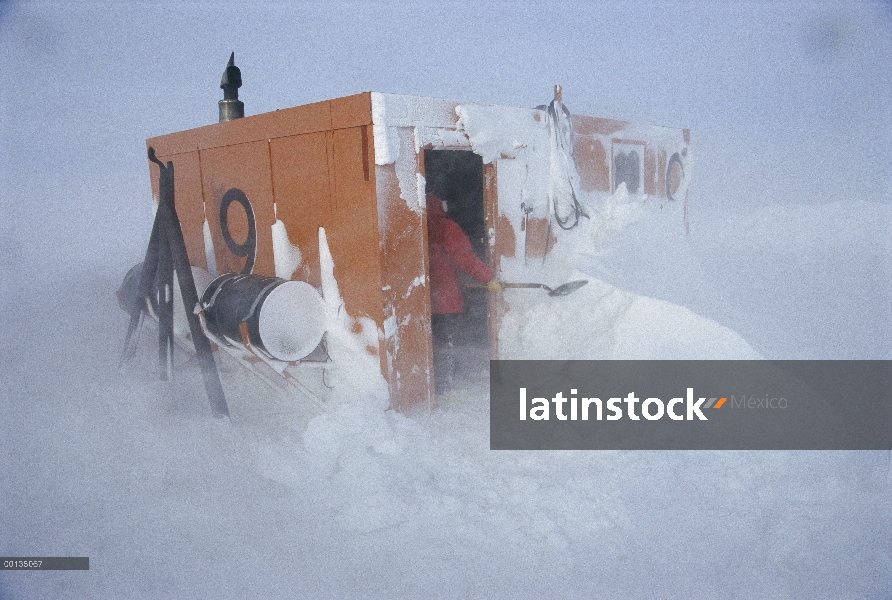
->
{"left": 426, "top": 194, "right": 494, "bottom": 314}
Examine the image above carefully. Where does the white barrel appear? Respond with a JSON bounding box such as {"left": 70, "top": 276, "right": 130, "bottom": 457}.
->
{"left": 257, "top": 281, "right": 325, "bottom": 361}
{"left": 200, "top": 274, "right": 325, "bottom": 362}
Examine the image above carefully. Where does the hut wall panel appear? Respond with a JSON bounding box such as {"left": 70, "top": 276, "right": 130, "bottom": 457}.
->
{"left": 199, "top": 141, "right": 276, "bottom": 277}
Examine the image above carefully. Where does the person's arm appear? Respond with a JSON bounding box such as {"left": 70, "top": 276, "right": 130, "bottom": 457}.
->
{"left": 442, "top": 220, "right": 495, "bottom": 283}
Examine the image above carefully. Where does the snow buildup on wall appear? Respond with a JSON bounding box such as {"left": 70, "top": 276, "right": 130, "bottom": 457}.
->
{"left": 455, "top": 102, "right": 553, "bottom": 258}
{"left": 307, "top": 228, "right": 399, "bottom": 455}
{"left": 370, "top": 93, "right": 400, "bottom": 166}
{"left": 414, "top": 126, "right": 469, "bottom": 150}
{"left": 315, "top": 227, "right": 388, "bottom": 402}
{"left": 300, "top": 227, "right": 410, "bottom": 532}
{"left": 455, "top": 103, "right": 549, "bottom": 164}
{"left": 394, "top": 127, "right": 425, "bottom": 214}
{"left": 371, "top": 93, "right": 471, "bottom": 215}
{"left": 270, "top": 219, "right": 301, "bottom": 280}
{"left": 372, "top": 123, "right": 400, "bottom": 166}
{"left": 370, "top": 93, "right": 461, "bottom": 167}
{"left": 202, "top": 218, "right": 217, "bottom": 277}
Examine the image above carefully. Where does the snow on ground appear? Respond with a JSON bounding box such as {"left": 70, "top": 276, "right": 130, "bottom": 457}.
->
{"left": 499, "top": 276, "right": 761, "bottom": 360}
{"left": 1, "top": 200, "right": 890, "bottom": 598}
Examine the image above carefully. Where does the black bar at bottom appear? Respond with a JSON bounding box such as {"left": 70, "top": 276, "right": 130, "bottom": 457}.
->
{"left": 1, "top": 557, "right": 89, "bottom": 570}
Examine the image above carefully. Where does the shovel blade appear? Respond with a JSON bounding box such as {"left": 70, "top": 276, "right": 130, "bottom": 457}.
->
{"left": 547, "top": 280, "right": 589, "bottom": 296}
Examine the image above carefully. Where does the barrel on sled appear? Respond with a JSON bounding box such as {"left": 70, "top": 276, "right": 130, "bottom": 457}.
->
{"left": 119, "top": 265, "right": 325, "bottom": 363}
{"left": 200, "top": 273, "right": 325, "bottom": 362}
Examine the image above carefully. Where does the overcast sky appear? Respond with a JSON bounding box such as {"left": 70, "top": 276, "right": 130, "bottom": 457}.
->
{"left": 1, "top": 1, "right": 890, "bottom": 276}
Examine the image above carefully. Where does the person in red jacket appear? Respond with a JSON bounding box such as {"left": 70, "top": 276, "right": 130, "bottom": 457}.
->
{"left": 426, "top": 193, "right": 500, "bottom": 390}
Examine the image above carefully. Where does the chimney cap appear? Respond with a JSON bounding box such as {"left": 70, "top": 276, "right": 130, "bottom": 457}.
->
{"left": 220, "top": 52, "right": 242, "bottom": 90}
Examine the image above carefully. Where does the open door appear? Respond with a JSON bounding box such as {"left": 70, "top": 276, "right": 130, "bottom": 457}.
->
{"left": 423, "top": 149, "right": 490, "bottom": 391}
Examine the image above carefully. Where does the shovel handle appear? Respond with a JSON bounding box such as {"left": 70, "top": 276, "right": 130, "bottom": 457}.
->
{"left": 464, "top": 282, "right": 546, "bottom": 290}
{"left": 502, "top": 283, "right": 547, "bottom": 290}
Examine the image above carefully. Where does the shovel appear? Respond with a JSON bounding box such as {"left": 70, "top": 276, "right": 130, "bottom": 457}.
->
{"left": 468, "top": 279, "right": 588, "bottom": 297}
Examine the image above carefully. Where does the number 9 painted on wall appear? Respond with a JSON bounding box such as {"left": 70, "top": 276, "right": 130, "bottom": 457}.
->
{"left": 219, "top": 188, "right": 257, "bottom": 274}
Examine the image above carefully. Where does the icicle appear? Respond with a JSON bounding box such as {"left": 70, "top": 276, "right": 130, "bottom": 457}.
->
{"left": 202, "top": 202, "right": 218, "bottom": 277}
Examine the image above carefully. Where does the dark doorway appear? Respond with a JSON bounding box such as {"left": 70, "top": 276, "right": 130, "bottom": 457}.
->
{"left": 424, "top": 149, "right": 489, "bottom": 391}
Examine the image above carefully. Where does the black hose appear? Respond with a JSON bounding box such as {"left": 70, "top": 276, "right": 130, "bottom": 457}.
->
{"left": 547, "top": 100, "right": 589, "bottom": 231}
